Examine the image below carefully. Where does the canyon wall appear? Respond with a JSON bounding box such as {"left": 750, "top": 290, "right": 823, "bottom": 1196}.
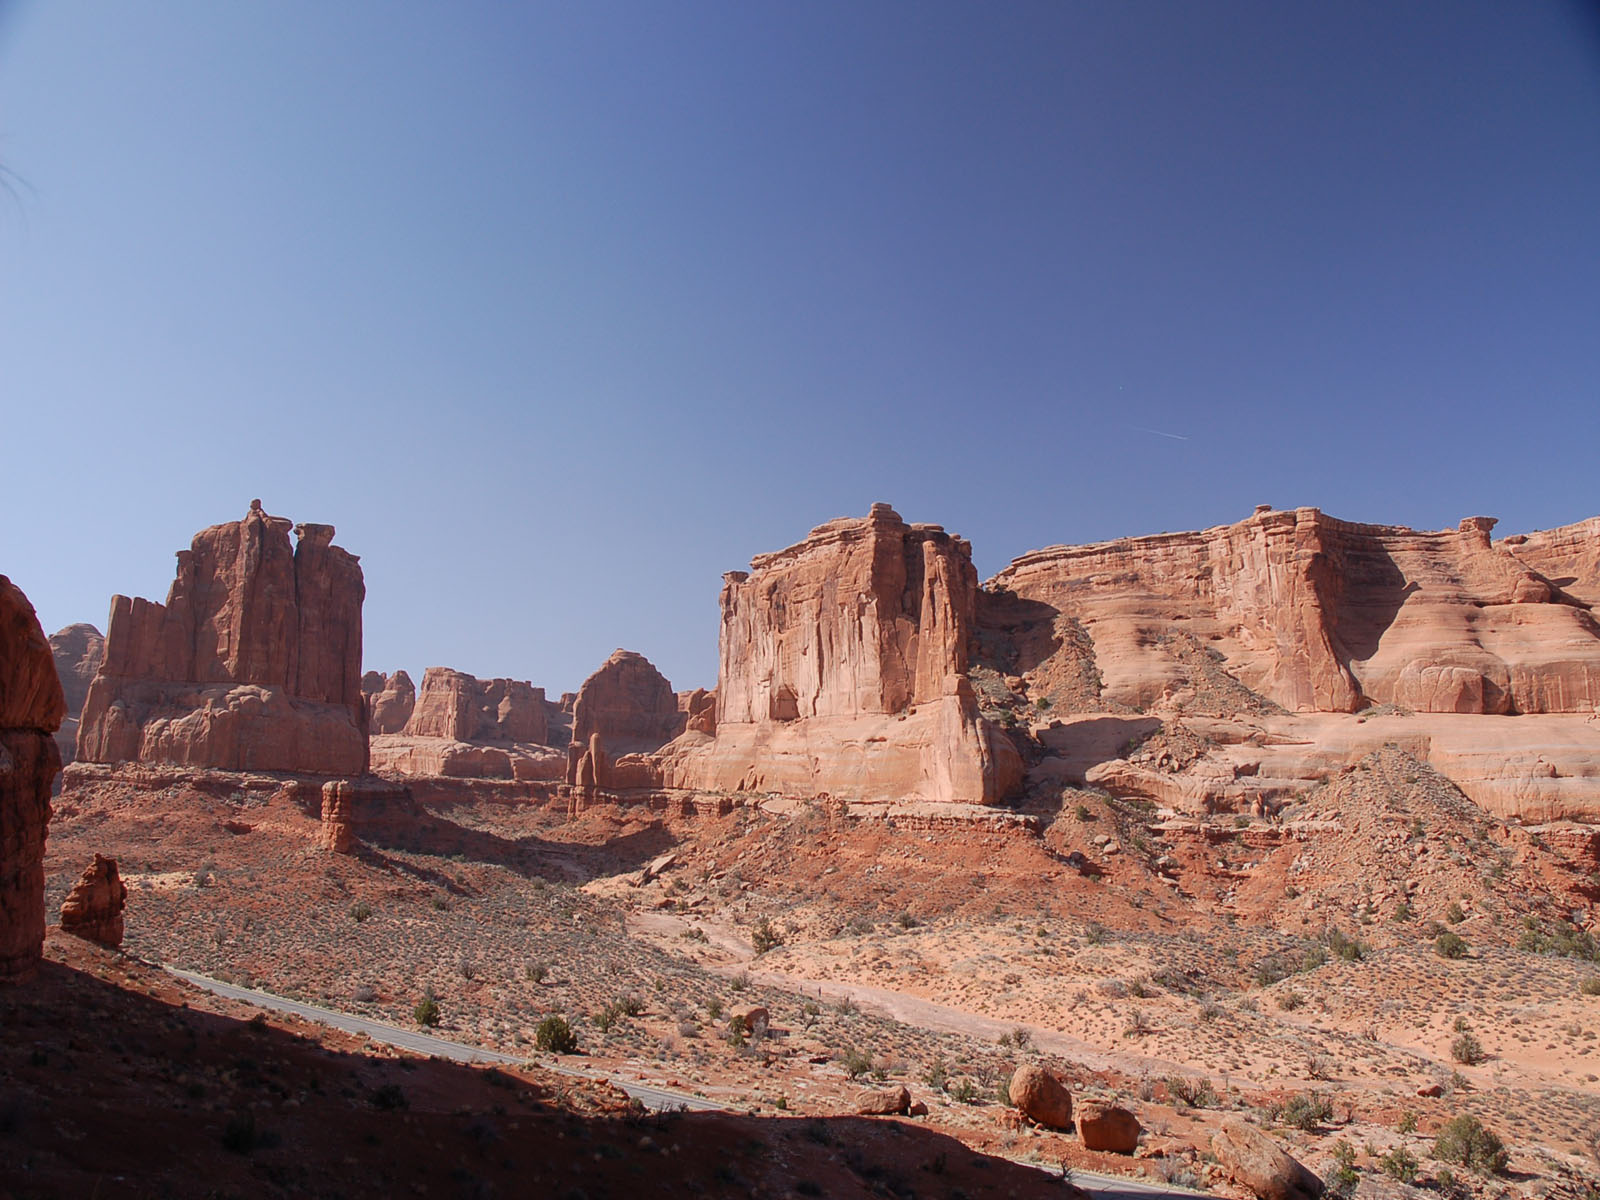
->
{"left": 49, "top": 623, "right": 104, "bottom": 767}
{"left": 75, "top": 502, "right": 367, "bottom": 776}
{"left": 1, "top": 576, "right": 67, "bottom": 981}
{"left": 661, "top": 504, "right": 1022, "bottom": 806}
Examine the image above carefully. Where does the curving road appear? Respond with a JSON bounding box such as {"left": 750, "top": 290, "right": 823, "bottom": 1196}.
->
{"left": 165, "top": 967, "right": 1201, "bottom": 1199}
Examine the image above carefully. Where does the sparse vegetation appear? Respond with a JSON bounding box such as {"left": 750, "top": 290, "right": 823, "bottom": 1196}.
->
{"left": 1450, "top": 1031, "right": 1485, "bottom": 1065}
{"left": 1433, "top": 1115, "right": 1508, "bottom": 1173}
{"left": 413, "top": 993, "right": 440, "bottom": 1027}
{"left": 1435, "top": 930, "right": 1469, "bottom": 959}
{"left": 535, "top": 1015, "right": 578, "bottom": 1054}
{"left": 1275, "top": 1091, "right": 1333, "bottom": 1131}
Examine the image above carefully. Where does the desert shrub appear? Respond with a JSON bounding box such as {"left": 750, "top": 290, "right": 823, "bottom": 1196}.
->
{"left": 1379, "top": 1145, "right": 1418, "bottom": 1184}
{"left": 1450, "top": 1032, "right": 1484, "bottom": 1064}
{"left": 1276, "top": 1091, "right": 1333, "bottom": 1131}
{"left": 414, "top": 994, "right": 441, "bottom": 1027}
{"left": 1579, "top": 976, "right": 1600, "bottom": 996}
{"left": 618, "top": 994, "right": 645, "bottom": 1017}
{"left": 1435, "top": 931, "right": 1469, "bottom": 959}
{"left": 1518, "top": 920, "right": 1600, "bottom": 961}
{"left": 1433, "top": 1115, "right": 1508, "bottom": 1173}
{"left": 706, "top": 998, "right": 723, "bottom": 1020}
{"left": 1277, "top": 990, "right": 1304, "bottom": 1012}
{"left": 369, "top": 1083, "right": 408, "bottom": 1111}
{"left": 725, "top": 1014, "right": 749, "bottom": 1047}
{"left": 948, "top": 1077, "right": 981, "bottom": 1104}
{"left": 839, "top": 1046, "right": 873, "bottom": 1080}
{"left": 1084, "top": 922, "right": 1109, "bottom": 945}
{"left": 526, "top": 962, "right": 548, "bottom": 983}
{"left": 536, "top": 1015, "right": 578, "bottom": 1053}
{"left": 1324, "top": 928, "right": 1367, "bottom": 962}
{"left": 923, "top": 1058, "right": 950, "bottom": 1091}
{"left": 1445, "top": 901, "right": 1465, "bottom": 924}
{"left": 1166, "top": 1076, "right": 1216, "bottom": 1109}
{"left": 352, "top": 984, "right": 377, "bottom": 1002}
{"left": 1397, "top": 1110, "right": 1418, "bottom": 1134}
{"left": 1254, "top": 957, "right": 1291, "bottom": 988}
{"left": 1326, "top": 1139, "right": 1359, "bottom": 1198}
{"left": 751, "top": 917, "right": 784, "bottom": 955}
{"left": 996, "top": 1069, "right": 1015, "bottom": 1105}
{"left": 349, "top": 902, "right": 373, "bottom": 923}
{"left": 1074, "top": 804, "right": 1092, "bottom": 821}
{"left": 895, "top": 910, "right": 919, "bottom": 929}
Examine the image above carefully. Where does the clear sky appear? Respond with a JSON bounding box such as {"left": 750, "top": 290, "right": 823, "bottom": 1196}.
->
{"left": 2, "top": 1, "right": 1597, "bottom": 694}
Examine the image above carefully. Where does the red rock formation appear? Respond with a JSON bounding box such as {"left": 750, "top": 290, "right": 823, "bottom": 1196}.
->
{"left": 678, "top": 688, "right": 716, "bottom": 735}
{"left": 1, "top": 576, "right": 66, "bottom": 981}
{"left": 319, "top": 781, "right": 355, "bottom": 853}
{"left": 570, "top": 650, "right": 682, "bottom": 754}
{"left": 75, "top": 503, "right": 367, "bottom": 775}
{"left": 49, "top": 624, "right": 104, "bottom": 767}
{"left": 662, "top": 505, "right": 1021, "bottom": 806}
{"left": 364, "top": 669, "right": 416, "bottom": 735}
{"left": 404, "top": 668, "right": 547, "bottom": 744}
{"left": 992, "top": 507, "right": 1600, "bottom": 716}
{"left": 58, "top": 854, "right": 127, "bottom": 947}
{"left": 1008, "top": 1064, "right": 1073, "bottom": 1130}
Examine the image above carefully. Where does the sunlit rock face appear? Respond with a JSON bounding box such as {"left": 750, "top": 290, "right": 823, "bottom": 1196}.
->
{"left": 76, "top": 501, "right": 367, "bottom": 776}
{"left": 661, "top": 504, "right": 1022, "bottom": 806}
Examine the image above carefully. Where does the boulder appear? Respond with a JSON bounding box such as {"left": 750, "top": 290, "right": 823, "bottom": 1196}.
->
{"left": 854, "top": 1085, "right": 911, "bottom": 1116}
{"left": 58, "top": 853, "right": 127, "bottom": 947}
{"left": 1077, "top": 1101, "right": 1141, "bottom": 1153}
{"left": 1008, "top": 1064, "right": 1073, "bottom": 1130}
{"left": 74, "top": 502, "right": 367, "bottom": 775}
{"left": 732, "top": 1006, "right": 770, "bottom": 1037}
{"left": 1211, "top": 1116, "right": 1324, "bottom": 1200}
{"left": 1, "top": 576, "right": 66, "bottom": 981}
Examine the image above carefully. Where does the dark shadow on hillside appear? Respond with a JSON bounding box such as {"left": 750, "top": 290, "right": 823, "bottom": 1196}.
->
{"left": 2, "top": 952, "right": 1088, "bottom": 1199}
{"left": 1036, "top": 716, "right": 1164, "bottom": 782}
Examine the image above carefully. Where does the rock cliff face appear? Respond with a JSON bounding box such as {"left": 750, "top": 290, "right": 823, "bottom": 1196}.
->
{"left": 75, "top": 503, "right": 367, "bottom": 776}
{"left": 1, "top": 576, "right": 67, "bottom": 981}
{"left": 404, "top": 668, "right": 548, "bottom": 744}
{"left": 992, "top": 508, "right": 1600, "bottom": 717}
{"left": 362, "top": 670, "right": 416, "bottom": 735}
{"left": 992, "top": 507, "right": 1600, "bottom": 821}
{"left": 570, "top": 651, "right": 682, "bottom": 753}
{"left": 662, "top": 505, "right": 1022, "bottom": 806}
{"left": 49, "top": 623, "right": 104, "bottom": 767}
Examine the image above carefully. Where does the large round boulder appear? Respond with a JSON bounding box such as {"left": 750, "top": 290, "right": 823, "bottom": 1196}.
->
{"left": 1008, "top": 1064, "right": 1073, "bottom": 1130}
{"left": 1211, "top": 1116, "right": 1324, "bottom": 1200}
{"left": 1078, "top": 1101, "right": 1141, "bottom": 1153}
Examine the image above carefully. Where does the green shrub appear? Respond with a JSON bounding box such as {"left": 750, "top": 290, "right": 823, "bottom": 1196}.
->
{"left": 414, "top": 994, "right": 441, "bottom": 1027}
{"left": 1450, "top": 1032, "right": 1484, "bottom": 1065}
{"left": 1276, "top": 1092, "right": 1333, "bottom": 1131}
{"left": 1378, "top": 1145, "right": 1418, "bottom": 1184}
{"left": 349, "top": 902, "right": 373, "bottom": 923}
{"left": 839, "top": 1046, "right": 873, "bottom": 1080}
{"left": 526, "top": 962, "right": 548, "bottom": 983}
{"left": 1435, "top": 931, "right": 1469, "bottom": 959}
{"left": 536, "top": 1015, "right": 578, "bottom": 1053}
{"left": 1579, "top": 976, "right": 1600, "bottom": 996}
{"left": 1324, "top": 928, "right": 1367, "bottom": 962}
{"left": 1433, "top": 1115, "right": 1508, "bottom": 1173}
{"left": 725, "top": 1014, "right": 749, "bottom": 1047}
{"left": 1445, "top": 901, "right": 1465, "bottom": 924}
{"left": 751, "top": 917, "right": 784, "bottom": 955}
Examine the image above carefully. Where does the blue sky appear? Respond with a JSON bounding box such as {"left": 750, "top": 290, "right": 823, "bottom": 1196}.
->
{"left": 2, "top": 1, "right": 1597, "bottom": 693}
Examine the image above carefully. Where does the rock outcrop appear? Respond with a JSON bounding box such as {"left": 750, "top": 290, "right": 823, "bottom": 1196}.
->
{"left": 49, "top": 624, "right": 104, "bottom": 767}
{"left": 1211, "top": 1117, "right": 1324, "bottom": 1200}
{"left": 1, "top": 576, "right": 67, "bottom": 981}
{"left": 363, "top": 670, "right": 416, "bottom": 735}
{"left": 75, "top": 503, "right": 367, "bottom": 775}
{"left": 997, "top": 507, "right": 1600, "bottom": 821}
{"left": 58, "top": 853, "right": 127, "bottom": 947}
{"left": 405, "top": 668, "right": 547, "bottom": 744}
{"left": 660, "top": 505, "right": 1022, "bottom": 806}
{"left": 570, "top": 651, "right": 682, "bottom": 754}
{"left": 992, "top": 508, "right": 1600, "bottom": 717}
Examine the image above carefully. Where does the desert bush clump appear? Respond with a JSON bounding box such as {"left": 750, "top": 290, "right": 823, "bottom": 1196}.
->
{"left": 349, "top": 902, "right": 373, "bottom": 923}
{"left": 1445, "top": 901, "right": 1465, "bottom": 924}
{"left": 1324, "top": 928, "right": 1367, "bottom": 962}
{"left": 1378, "top": 1145, "right": 1418, "bottom": 1184}
{"left": 839, "top": 1046, "right": 873, "bottom": 1080}
{"left": 1166, "top": 1076, "right": 1216, "bottom": 1109}
{"left": 1450, "top": 1031, "right": 1485, "bottom": 1064}
{"left": 1326, "top": 1139, "right": 1359, "bottom": 1198}
{"left": 1579, "top": 976, "right": 1600, "bottom": 996}
{"left": 536, "top": 1015, "right": 578, "bottom": 1054}
{"left": 1435, "top": 930, "right": 1469, "bottom": 959}
{"left": 1276, "top": 1091, "right": 1333, "bottom": 1131}
{"left": 1433, "top": 1114, "right": 1508, "bottom": 1173}
{"left": 414, "top": 993, "right": 441, "bottom": 1027}
{"left": 725, "top": 1014, "right": 749, "bottom": 1047}
{"left": 751, "top": 917, "right": 784, "bottom": 955}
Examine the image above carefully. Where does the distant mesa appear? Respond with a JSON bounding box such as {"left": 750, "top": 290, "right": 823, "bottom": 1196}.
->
{"left": 73, "top": 503, "right": 367, "bottom": 776}
{"left": 367, "top": 666, "right": 567, "bottom": 782}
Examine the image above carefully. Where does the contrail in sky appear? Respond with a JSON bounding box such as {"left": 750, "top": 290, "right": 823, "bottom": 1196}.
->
{"left": 1130, "top": 426, "right": 1190, "bottom": 441}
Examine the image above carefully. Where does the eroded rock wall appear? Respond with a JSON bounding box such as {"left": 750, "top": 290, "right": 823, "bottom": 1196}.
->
{"left": 1, "top": 576, "right": 66, "bottom": 981}
{"left": 75, "top": 502, "right": 367, "bottom": 775}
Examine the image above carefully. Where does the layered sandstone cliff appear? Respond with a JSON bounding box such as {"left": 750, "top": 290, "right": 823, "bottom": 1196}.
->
{"left": 49, "top": 623, "right": 104, "bottom": 767}
{"left": 992, "top": 507, "right": 1600, "bottom": 821}
{"left": 362, "top": 669, "right": 415, "bottom": 735}
{"left": 368, "top": 667, "right": 563, "bottom": 782}
{"left": 1, "top": 576, "right": 67, "bottom": 980}
{"left": 75, "top": 502, "right": 367, "bottom": 776}
{"left": 661, "top": 505, "right": 1022, "bottom": 806}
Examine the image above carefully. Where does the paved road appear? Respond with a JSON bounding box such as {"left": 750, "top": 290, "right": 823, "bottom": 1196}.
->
{"left": 164, "top": 968, "right": 723, "bottom": 1112}
{"left": 166, "top": 968, "right": 1200, "bottom": 1199}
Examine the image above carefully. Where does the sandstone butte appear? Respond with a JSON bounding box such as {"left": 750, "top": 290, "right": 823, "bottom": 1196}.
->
{"left": 367, "top": 666, "right": 568, "bottom": 781}
{"left": 0, "top": 575, "right": 66, "bottom": 981}
{"left": 74, "top": 501, "right": 368, "bottom": 776}
{"left": 48, "top": 622, "right": 103, "bottom": 768}
{"left": 566, "top": 649, "right": 685, "bottom": 790}
{"left": 658, "top": 503, "right": 1025, "bottom": 806}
